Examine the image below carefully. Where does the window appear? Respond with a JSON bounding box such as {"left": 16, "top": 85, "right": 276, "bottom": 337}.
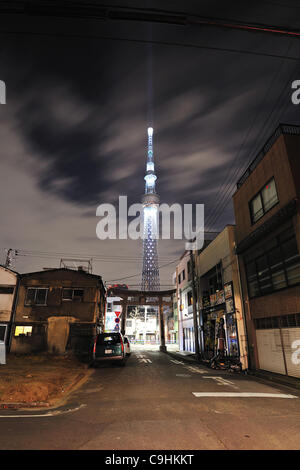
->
{"left": 255, "top": 314, "right": 300, "bottom": 329}
{"left": 96, "top": 333, "right": 121, "bottom": 345}
{"left": 249, "top": 177, "right": 278, "bottom": 224}
{"left": 0, "top": 286, "right": 14, "bottom": 294}
{"left": 15, "top": 326, "right": 32, "bottom": 336}
{"left": 250, "top": 194, "right": 263, "bottom": 223}
{"left": 281, "top": 237, "right": 300, "bottom": 286}
{"left": 261, "top": 179, "right": 278, "bottom": 212}
{"left": 245, "top": 225, "right": 300, "bottom": 298}
{"left": 256, "top": 254, "right": 272, "bottom": 294}
{"left": 0, "top": 325, "right": 7, "bottom": 342}
{"left": 62, "top": 288, "right": 84, "bottom": 302}
{"left": 187, "top": 290, "right": 193, "bottom": 306}
{"left": 182, "top": 270, "right": 185, "bottom": 281}
{"left": 246, "top": 261, "right": 259, "bottom": 297}
{"left": 25, "top": 288, "right": 48, "bottom": 306}
{"left": 268, "top": 246, "right": 287, "bottom": 291}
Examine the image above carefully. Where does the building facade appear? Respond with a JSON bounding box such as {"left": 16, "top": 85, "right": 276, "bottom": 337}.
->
{"left": 10, "top": 268, "right": 106, "bottom": 358}
{"left": 174, "top": 252, "right": 195, "bottom": 352}
{"left": 125, "top": 306, "right": 159, "bottom": 343}
{"left": 195, "top": 225, "right": 248, "bottom": 369}
{"left": 233, "top": 124, "right": 300, "bottom": 378}
{"left": 0, "top": 265, "right": 18, "bottom": 348}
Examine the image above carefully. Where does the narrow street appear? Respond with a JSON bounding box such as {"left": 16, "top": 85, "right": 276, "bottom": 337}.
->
{"left": 0, "top": 346, "right": 299, "bottom": 450}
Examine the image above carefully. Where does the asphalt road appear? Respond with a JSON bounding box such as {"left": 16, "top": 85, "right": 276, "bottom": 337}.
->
{"left": 0, "top": 347, "right": 300, "bottom": 450}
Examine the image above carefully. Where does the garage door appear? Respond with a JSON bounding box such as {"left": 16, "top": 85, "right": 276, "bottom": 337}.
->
{"left": 256, "top": 329, "right": 286, "bottom": 375}
{"left": 281, "top": 327, "right": 300, "bottom": 378}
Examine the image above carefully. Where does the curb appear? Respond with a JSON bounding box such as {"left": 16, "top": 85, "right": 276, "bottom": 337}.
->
{"left": 247, "top": 369, "right": 300, "bottom": 391}
{"left": 0, "top": 368, "right": 94, "bottom": 412}
{"left": 167, "top": 351, "right": 300, "bottom": 392}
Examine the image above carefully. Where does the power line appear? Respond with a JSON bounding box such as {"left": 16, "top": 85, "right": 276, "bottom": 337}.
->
{"left": 11, "top": 248, "right": 173, "bottom": 262}
{"left": 205, "top": 40, "right": 294, "bottom": 230}
{"left": 3, "top": 2, "right": 300, "bottom": 38}
{"left": 106, "top": 256, "right": 185, "bottom": 283}
{"left": 1, "top": 29, "right": 300, "bottom": 63}
{"left": 205, "top": 43, "right": 300, "bottom": 230}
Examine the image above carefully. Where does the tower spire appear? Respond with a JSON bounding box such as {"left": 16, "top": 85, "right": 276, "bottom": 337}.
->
{"left": 141, "top": 127, "right": 160, "bottom": 291}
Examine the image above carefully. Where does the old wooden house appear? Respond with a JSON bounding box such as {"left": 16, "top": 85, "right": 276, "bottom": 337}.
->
{"left": 10, "top": 268, "right": 106, "bottom": 358}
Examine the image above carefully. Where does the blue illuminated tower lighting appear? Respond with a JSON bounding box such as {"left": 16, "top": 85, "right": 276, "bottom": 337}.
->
{"left": 141, "top": 127, "right": 160, "bottom": 291}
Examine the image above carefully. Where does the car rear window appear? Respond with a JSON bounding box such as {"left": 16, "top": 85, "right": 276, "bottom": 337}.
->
{"left": 96, "top": 333, "right": 122, "bottom": 345}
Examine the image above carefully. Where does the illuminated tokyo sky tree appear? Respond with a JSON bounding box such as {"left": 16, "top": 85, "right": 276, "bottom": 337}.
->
{"left": 141, "top": 127, "right": 160, "bottom": 291}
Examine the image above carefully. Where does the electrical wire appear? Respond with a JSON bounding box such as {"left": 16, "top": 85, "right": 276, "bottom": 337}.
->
{"left": 205, "top": 56, "right": 300, "bottom": 230}
{"left": 1, "top": 29, "right": 300, "bottom": 63}
{"left": 204, "top": 40, "right": 294, "bottom": 230}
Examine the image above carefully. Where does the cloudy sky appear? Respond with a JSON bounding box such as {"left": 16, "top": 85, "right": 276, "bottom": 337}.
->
{"left": 1, "top": 0, "right": 300, "bottom": 287}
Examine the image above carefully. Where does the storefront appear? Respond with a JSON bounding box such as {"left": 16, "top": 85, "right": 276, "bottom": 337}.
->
{"left": 200, "top": 282, "right": 240, "bottom": 360}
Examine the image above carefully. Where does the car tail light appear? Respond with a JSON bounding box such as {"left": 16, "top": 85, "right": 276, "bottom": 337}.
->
{"left": 93, "top": 339, "right": 97, "bottom": 353}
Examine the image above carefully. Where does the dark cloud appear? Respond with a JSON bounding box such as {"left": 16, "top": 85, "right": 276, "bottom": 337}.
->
{"left": 1, "top": 0, "right": 300, "bottom": 283}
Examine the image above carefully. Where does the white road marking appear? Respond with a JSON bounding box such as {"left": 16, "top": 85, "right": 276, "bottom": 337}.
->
{"left": 139, "top": 358, "right": 152, "bottom": 363}
{"left": 185, "top": 366, "right": 206, "bottom": 374}
{"left": 176, "top": 374, "right": 191, "bottom": 377}
{"left": 192, "top": 392, "right": 298, "bottom": 398}
{"left": 0, "top": 403, "right": 87, "bottom": 418}
{"left": 203, "top": 376, "right": 239, "bottom": 388}
{"left": 170, "top": 359, "right": 184, "bottom": 365}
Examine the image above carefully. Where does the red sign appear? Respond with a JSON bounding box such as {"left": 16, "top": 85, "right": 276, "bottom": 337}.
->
{"left": 115, "top": 318, "right": 120, "bottom": 323}
{"left": 115, "top": 311, "right": 121, "bottom": 318}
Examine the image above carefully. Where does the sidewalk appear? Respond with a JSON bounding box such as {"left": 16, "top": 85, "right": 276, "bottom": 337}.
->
{"left": 165, "top": 347, "right": 300, "bottom": 391}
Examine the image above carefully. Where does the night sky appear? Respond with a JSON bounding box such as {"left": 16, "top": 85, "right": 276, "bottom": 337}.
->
{"left": 1, "top": 0, "right": 300, "bottom": 287}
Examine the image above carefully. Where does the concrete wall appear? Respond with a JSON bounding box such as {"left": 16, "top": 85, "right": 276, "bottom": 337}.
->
{"left": 195, "top": 226, "right": 233, "bottom": 282}
{"left": 233, "top": 134, "right": 298, "bottom": 245}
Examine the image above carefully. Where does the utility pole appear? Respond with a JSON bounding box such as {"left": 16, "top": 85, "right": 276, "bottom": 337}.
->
{"left": 190, "top": 249, "right": 200, "bottom": 360}
{"left": 5, "top": 249, "right": 13, "bottom": 268}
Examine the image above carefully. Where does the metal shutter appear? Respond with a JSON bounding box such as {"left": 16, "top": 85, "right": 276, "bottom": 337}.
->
{"left": 281, "top": 328, "right": 300, "bottom": 378}
{"left": 256, "top": 329, "right": 286, "bottom": 375}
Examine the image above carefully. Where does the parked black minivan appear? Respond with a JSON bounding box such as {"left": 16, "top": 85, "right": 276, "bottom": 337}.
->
{"left": 92, "top": 332, "right": 126, "bottom": 366}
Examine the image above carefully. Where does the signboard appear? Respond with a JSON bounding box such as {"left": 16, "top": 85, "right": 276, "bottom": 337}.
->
{"left": 202, "top": 294, "right": 210, "bottom": 309}
{"left": 210, "top": 293, "right": 217, "bottom": 306}
{"left": 216, "top": 290, "right": 225, "bottom": 305}
{"left": 224, "top": 282, "right": 235, "bottom": 313}
{"left": 226, "top": 298, "right": 235, "bottom": 314}
{"left": 224, "top": 283, "right": 233, "bottom": 299}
